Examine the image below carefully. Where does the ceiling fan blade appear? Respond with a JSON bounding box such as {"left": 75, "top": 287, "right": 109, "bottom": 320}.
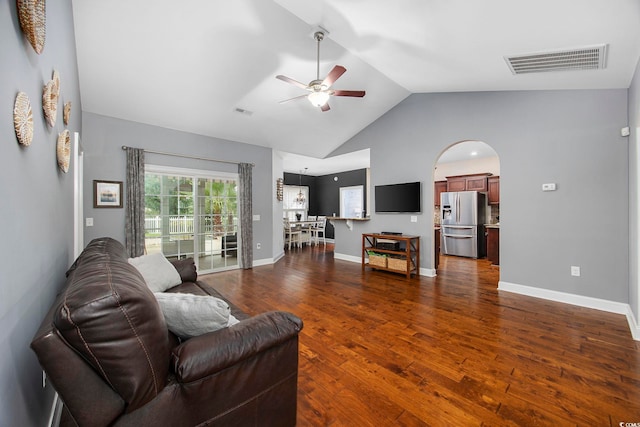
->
{"left": 276, "top": 75, "right": 308, "bottom": 90}
{"left": 320, "top": 103, "right": 331, "bottom": 112}
{"left": 278, "top": 94, "right": 309, "bottom": 104}
{"left": 332, "top": 90, "right": 366, "bottom": 98}
{"left": 322, "top": 65, "right": 347, "bottom": 88}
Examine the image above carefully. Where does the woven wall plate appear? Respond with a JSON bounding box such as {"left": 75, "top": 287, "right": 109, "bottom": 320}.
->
{"left": 42, "top": 69, "right": 60, "bottom": 127}
{"left": 57, "top": 129, "right": 70, "bottom": 173}
{"left": 13, "top": 92, "right": 34, "bottom": 146}
{"left": 17, "top": 0, "right": 46, "bottom": 54}
{"left": 63, "top": 101, "right": 71, "bottom": 126}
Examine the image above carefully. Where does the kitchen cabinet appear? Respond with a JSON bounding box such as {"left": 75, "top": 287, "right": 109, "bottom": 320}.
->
{"left": 486, "top": 226, "right": 499, "bottom": 266}
{"left": 446, "top": 173, "right": 491, "bottom": 192}
{"left": 488, "top": 176, "right": 500, "bottom": 205}
{"left": 434, "top": 181, "right": 447, "bottom": 206}
{"left": 447, "top": 177, "right": 467, "bottom": 192}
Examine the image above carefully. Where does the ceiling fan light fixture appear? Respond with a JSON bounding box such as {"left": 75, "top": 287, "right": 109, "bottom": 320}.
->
{"left": 276, "top": 28, "right": 364, "bottom": 111}
{"left": 308, "top": 91, "right": 330, "bottom": 107}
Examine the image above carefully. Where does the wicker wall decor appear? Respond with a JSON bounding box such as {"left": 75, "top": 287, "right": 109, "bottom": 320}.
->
{"left": 42, "top": 69, "right": 60, "bottom": 127}
{"left": 57, "top": 129, "right": 70, "bottom": 173}
{"left": 63, "top": 101, "right": 71, "bottom": 126}
{"left": 276, "top": 178, "right": 284, "bottom": 201}
{"left": 17, "top": 0, "right": 46, "bottom": 54}
{"left": 13, "top": 92, "right": 34, "bottom": 146}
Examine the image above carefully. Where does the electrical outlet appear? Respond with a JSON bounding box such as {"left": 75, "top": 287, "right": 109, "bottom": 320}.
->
{"left": 571, "top": 266, "right": 581, "bottom": 277}
{"left": 256, "top": 242, "right": 261, "bottom": 250}
{"left": 410, "top": 216, "right": 418, "bottom": 223}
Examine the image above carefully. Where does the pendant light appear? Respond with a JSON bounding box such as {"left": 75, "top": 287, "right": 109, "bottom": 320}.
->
{"left": 294, "top": 168, "right": 307, "bottom": 205}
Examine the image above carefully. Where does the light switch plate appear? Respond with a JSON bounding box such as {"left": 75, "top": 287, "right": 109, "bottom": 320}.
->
{"left": 253, "top": 214, "right": 260, "bottom": 221}
{"left": 410, "top": 216, "right": 417, "bottom": 223}
{"left": 86, "top": 218, "right": 94, "bottom": 227}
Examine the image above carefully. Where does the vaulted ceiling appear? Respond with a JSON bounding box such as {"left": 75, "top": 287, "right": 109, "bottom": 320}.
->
{"left": 72, "top": 1, "right": 640, "bottom": 173}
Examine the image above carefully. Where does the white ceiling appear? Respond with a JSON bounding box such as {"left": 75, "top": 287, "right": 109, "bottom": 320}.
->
{"left": 437, "top": 141, "right": 498, "bottom": 164}
{"left": 71, "top": 0, "right": 640, "bottom": 175}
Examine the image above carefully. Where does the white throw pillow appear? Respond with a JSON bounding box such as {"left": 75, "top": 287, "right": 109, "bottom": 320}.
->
{"left": 128, "top": 253, "right": 182, "bottom": 292}
{"left": 154, "top": 292, "right": 239, "bottom": 338}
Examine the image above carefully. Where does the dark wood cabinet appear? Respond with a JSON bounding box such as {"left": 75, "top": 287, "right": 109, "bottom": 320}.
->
{"left": 486, "top": 227, "right": 499, "bottom": 266}
{"left": 446, "top": 173, "right": 491, "bottom": 192}
{"left": 434, "top": 181, "right": 448, "bottom": 206}
{"left": 488, "top": 176, "right": 500, "bottom": 205}
{"left": 435, "top": 228, "right": 440, "bottom": 270}
{"left": 466, "top": 175, "right": 488, "bottom": 191}
{"left": 446, "top": 177, "right": 467, "bottom": 192}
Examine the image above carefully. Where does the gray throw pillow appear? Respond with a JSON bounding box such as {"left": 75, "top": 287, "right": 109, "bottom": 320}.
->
{"left": 154, "top": 292, "right": 239, "bottom": 338}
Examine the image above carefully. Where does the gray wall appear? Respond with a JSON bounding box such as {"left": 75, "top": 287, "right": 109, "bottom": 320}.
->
{"left": 0, "top": 1, "right": 82, "bottom": 425}
{"left": 332, "top": 90, "right": 629, "bottom": 303}
{"left": 82, "top": 113, "right": 274, "bottom": 260}
{"left": 629, "top": 60, "right": 640, "bottom": 320}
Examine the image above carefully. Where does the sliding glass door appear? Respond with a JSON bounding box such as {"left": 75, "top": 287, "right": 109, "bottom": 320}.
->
{"left": 144, "top": 166, "right": 239, "bottom": 274}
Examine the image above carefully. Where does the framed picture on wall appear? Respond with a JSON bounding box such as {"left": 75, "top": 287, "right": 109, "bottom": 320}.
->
{"left": 93, "top": 180, "right": 123, "bottom": 208}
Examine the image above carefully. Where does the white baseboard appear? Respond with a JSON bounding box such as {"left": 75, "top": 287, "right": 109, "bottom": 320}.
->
{"left": 253, "top": 256, "right": 276, "bottom": 267}
{"left": 334, "top": 252, "right": 361, "bottom": 264}
{"left": 48, "top": 392, "right": 62, "bottom": 427}
{"left": 272, "top": 251, "right": 284, "bottom": 263}
{"left": 499, "top": 281, "right": 639, "bottom": 341}
{"left": 626, "top": 305, "right": 640, "bottom": 340}
{"left": 420, "top": 267, "right": 436, "bottom": 277}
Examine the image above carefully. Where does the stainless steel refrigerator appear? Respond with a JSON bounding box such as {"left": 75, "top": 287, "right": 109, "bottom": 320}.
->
{"left": 440, "top": 191, "right": 486, "bottom": 258}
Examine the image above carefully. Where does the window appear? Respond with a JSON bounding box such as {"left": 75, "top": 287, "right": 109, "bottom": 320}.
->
{"left": 283, "top": 185, "right": 308, "bottom": 220}
{"left": 144, "top": 165, "right": 239, "bottom": 273}
{"left": 340, "top": 185, "right": 364, "bottom": 218}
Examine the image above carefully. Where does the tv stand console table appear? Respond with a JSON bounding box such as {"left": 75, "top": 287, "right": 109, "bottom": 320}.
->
{"left": 362, "top": 233, "right": 420, "bottom": 278}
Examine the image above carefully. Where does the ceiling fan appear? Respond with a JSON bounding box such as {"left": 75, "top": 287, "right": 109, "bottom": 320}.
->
{"left": 276, "top": 30, "right": 365, "bottom": 112}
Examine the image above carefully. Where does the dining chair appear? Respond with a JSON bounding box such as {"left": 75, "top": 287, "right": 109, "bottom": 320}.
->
{"left": 311, "top": 216, "right": 327, "bottom": 246}
{"left": 299, "top": 220, "right": 313, "bottom": 246}
{"left": 283, "top": 218, "right": 301, "bottom": 250}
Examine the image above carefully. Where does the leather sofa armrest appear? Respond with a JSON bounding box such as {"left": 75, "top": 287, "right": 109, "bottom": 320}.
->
{"left": 171, "top": 311, "right": 303, "bottom": 383}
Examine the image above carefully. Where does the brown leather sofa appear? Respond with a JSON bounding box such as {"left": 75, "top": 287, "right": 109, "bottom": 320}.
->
{"left": 31, "top": 237, "right": 303, "bottom": 426}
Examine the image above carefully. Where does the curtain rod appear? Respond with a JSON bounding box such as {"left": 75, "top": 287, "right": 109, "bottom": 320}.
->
{"left": 121, "top": 146, "right": 254, "bottom": 167}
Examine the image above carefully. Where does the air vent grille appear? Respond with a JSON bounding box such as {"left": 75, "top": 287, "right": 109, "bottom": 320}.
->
{"left": 505, "top": 44, "right": 608, "bottom": 75}
{"left": 234, "top": 107, "right": 253, "bottom": 116}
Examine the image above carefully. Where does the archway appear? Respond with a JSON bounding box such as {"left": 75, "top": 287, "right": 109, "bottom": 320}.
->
{"left": 432, "top": 140, "right": 501, "bottom": 283}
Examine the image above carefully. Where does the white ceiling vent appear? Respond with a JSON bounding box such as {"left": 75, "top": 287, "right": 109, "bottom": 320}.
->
{"left": 505, "top": 44, "right": 608, "bottom": 75}
{"left": 234, "top": 107, "right": 253, "bottom": 116}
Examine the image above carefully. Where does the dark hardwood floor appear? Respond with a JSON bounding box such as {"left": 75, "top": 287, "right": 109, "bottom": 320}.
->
{"left": 200, "top": 245, "right": 640, "bottom": 426}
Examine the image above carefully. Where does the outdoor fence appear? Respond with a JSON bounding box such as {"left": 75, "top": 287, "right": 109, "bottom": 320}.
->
{"left": 145, "top": 215, "right": 237, "bottom": 235}
{"left": 145, "top": 216, "right": 195, "bottom": 234}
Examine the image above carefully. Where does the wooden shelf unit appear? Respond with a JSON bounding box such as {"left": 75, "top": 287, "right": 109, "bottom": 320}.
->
{"left": 362, "top": 233, "right": 420, "bottom": 278}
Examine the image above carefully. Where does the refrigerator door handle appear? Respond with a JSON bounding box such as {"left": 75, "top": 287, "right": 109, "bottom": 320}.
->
{"left": 443, "top": 234, "right": 474, "bottom": 238}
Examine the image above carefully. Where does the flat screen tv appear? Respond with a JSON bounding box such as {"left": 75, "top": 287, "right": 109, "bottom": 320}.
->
{"left": 374, "top": 181, "right": 421, "bottom": 213}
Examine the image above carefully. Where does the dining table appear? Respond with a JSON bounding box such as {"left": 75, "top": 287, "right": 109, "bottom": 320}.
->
{"left": 288, "top": 220, "right": 322, "bottom": 246}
